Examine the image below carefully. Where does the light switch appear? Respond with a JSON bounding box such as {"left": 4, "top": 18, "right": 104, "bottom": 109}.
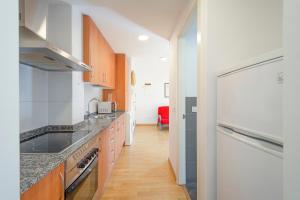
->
{"left": 192, "top": 106, "right": 197, "bottom": 113}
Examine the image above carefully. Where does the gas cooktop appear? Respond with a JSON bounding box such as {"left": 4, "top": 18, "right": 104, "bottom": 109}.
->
{"left": 20, "top": 130, "right": 90, "bottom": 153}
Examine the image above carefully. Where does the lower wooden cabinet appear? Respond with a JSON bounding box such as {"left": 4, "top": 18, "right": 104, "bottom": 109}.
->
{"left": 21, "top": 164, "right": 64, "bottom": 200}
{"left": 98, "top": 131, "right": 108, "bottom": 194}
{"left": 97, "top": 114, "right": 126, "bottom": 197}
{"left": 107, "top": 122, "right": 116, "bottom": 176}
{"left": 115, "top": 115, "right": 126, "bottom": 160}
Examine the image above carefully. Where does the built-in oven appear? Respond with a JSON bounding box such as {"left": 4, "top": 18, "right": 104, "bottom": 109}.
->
{"left": 65, "top": 137, "right": 99, "bottom": 200}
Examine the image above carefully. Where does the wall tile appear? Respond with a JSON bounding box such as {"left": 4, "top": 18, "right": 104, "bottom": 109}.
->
{"left": 48, "top": 102, "right": 72, "bottom": 125}
{"left": 20, "top": 65, "right": 48, "bottom": 102}
{"left": 84, "top": 84, "right": 101, "bottom": 113}
{"left": 20, "top": 101, "right": 48, "bottom": 132}
{"left": 48, "top": 72, "right": 72, "bottom": 102}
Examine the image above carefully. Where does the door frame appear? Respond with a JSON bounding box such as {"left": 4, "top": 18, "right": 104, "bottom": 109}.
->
{"left": 177, "top": 5, "right": 198, "bottom": 185}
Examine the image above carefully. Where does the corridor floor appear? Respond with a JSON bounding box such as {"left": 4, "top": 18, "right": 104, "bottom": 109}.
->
{"left": 100, "top": 125, "right": 188, "bottom": 200}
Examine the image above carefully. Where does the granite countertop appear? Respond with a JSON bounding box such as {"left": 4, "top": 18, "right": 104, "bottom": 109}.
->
{"left": 20, "top": 112, "right": 124, "bottom": 194}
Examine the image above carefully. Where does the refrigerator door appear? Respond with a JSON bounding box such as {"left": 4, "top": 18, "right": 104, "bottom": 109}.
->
{"left": 217, "top": 126, "right": 283, "bottom": 200}
{"left": 217, "top": 56, "right": 283, "bottom": 143}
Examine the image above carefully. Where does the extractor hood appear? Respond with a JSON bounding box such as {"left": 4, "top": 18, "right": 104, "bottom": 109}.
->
{"left": 19, "top": 26, "right": 91, "bottom": 72}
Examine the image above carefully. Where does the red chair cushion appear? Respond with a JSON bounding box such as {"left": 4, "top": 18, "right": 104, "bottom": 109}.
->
{"left": 158, "top": 106, "right": 169, "bottom": 125}
{"left": 160, "top": 118, "right": 169, "bottom": 125}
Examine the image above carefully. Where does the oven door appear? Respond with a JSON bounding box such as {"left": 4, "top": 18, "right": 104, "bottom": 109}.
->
{"left": 65, "top": 156, "right": 98, "bottom": 200}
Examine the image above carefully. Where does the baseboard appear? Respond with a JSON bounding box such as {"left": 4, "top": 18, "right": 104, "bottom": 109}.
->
{"left": 136, "top": 123, "right": 157, "bottom": 126}
{"left": 183, "top": 186, "right": 192, "bottom": 200}
{"left": 168, "top": 158, "right": 177, "bottom": 181}
{"left": 168, "top": 159, "right": 191, "bottom": 200}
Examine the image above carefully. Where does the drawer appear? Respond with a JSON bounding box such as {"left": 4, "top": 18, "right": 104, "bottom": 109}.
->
{"left": 110, "top": 149, "right": 115, "bottom": 163}
{"left": 109, "top": 134, "right": 115, "bottom": 141}
{"left": 109, "top": 138, "right": 115, "bottom": 150}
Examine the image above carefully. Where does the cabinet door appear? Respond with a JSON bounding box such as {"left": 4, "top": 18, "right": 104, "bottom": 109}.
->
{"left": 103, "top": 54, "right": 128, "bottom": 110}
{"left": 83, "top": 15, "right": 115, "bottom": 87}
{"left": 21, "top": 164, "right": 64, "bottom": 200}
{"left": 83, "top": 15, "right": 99, "bottom": 84}
{"left": 107, "top": 46, "right": 116, "bottom": 89}
{"left": 108, "top": 124, "right": 116, "bottom": 175}
{"left": 98, "top": 132, "right": 108, "bottom": 193}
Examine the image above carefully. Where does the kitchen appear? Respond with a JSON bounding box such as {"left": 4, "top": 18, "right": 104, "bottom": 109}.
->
{"left": 3, "top": 0, "right": 300, "bottom": 199}
{"left": 19, "top": 0, "right": 131, "bottom": 199}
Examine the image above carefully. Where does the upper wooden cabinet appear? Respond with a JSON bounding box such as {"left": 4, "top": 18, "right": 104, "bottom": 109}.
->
{"left": 83, "top": 15, "right": 115, "bottom": 88}
{"left": 103, "top": 54, "right": 129, "bottom": 111}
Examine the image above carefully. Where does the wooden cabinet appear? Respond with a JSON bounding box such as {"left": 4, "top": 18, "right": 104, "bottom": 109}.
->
{"left": 103, "top": 54, "right": 129, "bottom": 111}
{"left": 83, "top": 15, "right": 115, "bottom": 88}
{"left": 98, "top": 131, "right": 108, "bottom": 194}
{"left": 96, "top": 114, "right": 126, "bottom": 197}
{"left": 107, "top": 122, "right": 116, "bottom": 175}
{"left": 21, "top": 164, "right": 64, "bottom": 200}
{"left": 115, "top": 115, "right": 126, "bottom": 160}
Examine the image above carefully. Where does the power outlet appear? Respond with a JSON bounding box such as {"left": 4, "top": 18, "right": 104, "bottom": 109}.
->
{"left": 277, "top": 72, "right": 284, "bottom": 84}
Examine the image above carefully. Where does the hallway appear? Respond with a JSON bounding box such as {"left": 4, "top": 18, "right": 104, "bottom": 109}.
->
{"left": 101, "top": 126, "right": 188, "bottom": 200}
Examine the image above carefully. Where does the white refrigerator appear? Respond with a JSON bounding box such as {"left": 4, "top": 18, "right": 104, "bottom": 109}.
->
{"left": 217, "top": 50, "right": 284, "bottom": 200}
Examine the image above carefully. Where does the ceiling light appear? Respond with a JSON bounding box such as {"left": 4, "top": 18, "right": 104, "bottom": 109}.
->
{"left": 160, "top": 57, "right": 168, "bottom": 62}
{"left": 138, "top": 35, "right": 149, "bottom": 41}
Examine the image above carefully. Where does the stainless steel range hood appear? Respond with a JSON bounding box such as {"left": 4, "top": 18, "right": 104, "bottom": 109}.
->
{"left": 19, "top": 26, "right": 91, "bottom": 72}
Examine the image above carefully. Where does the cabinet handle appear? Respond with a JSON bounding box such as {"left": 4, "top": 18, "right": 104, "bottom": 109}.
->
{"left": 59, "top": 172, "right": 64, "bottom": 200}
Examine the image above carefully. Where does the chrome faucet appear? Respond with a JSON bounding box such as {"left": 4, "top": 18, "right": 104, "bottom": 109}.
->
{"left": 85, "top": 97, "right": 101, "bottom": 119}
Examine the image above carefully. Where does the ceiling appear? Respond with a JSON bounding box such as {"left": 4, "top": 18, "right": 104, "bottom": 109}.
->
{"left": 76, "top": 5, "right": 171, "bottom": 59}
{"left": 61, "top": 0, "right": 192, "bottom": 39}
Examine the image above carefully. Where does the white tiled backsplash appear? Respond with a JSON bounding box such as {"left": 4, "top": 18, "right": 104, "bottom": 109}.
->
{"left": 20, "top": 64, "right": 49, "bottom": 132}
{"left": 84, "top": 84, "right": 102, "bottom": 114}
{"left": 20, "top": 64, "right": 102, "bottom": 133}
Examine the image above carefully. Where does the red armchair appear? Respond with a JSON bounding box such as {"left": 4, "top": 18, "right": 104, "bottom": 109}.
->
{"left": 158, "top": 106, "right": 169, "bottom": 129}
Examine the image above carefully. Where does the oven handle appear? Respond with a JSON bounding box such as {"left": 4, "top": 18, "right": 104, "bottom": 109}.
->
{"left": 65, "top": 155, "right": 98, "bottom": 194}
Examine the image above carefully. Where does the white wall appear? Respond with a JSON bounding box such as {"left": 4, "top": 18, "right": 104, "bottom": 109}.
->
{"left": 84, "top": 84, "right": 102, "bottom": 114}
{"left": 0, "top": 0, "right": 20, "bottom": 199}
{"left": 283, "top": 1, "right": 300, "bottom": 199}
{"left": 207, "top": 0, "right": 283, "bottom": 72}
{"left": 132, "top": 57, "right": 169, "bottom": 124}
{"left": 197, "top": 0, "right": 283, "bottom": 199}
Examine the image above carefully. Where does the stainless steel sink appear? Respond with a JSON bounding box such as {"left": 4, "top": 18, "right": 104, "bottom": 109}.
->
{"left": 93, "top": 114, "right": 117, "bottom": 120}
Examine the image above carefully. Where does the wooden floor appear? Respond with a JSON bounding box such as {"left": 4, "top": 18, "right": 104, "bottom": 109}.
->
{"left": 100, "top": 125, "right": 187, "bottom": 200}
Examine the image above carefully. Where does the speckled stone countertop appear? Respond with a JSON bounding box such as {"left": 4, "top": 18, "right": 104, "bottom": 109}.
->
{"left": 20, "top": 112, "right": 124, "bottom": 194}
